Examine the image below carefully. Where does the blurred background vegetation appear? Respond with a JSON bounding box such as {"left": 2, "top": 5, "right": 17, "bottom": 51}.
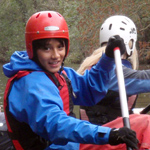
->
{"left": 0, "top": 0, "right": 150, "bottom": 64}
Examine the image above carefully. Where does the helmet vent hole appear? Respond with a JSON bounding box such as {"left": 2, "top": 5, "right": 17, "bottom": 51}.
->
{"left": 57, "top": 13, "right": 62, "bottom": 17}
{"left": 109, "top": 24, "right": 112, "bottom": 30}
{"left": 120, "top": 27, "right": 125, "bottom": 31}
{"left": 36, "top": 13, "right": 40, "bottom": 18}
{"left": 122, "top": 21, "right": 127, "bottom": 25}
{"left": 48, "top": 13, "right": 52, "bottom": 18}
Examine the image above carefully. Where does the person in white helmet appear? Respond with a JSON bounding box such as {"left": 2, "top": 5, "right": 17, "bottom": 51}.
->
{"left": 78, "top": 15, "right": 150, "bottom": 150}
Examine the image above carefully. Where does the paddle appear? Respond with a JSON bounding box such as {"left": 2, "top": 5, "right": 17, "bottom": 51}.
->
{"left": 114, "top": 47, "right": 132, "bottom": 150}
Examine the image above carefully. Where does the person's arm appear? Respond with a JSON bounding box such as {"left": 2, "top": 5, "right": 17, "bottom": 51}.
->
{"left": 64, "top": 54, "right": 115, "bottom": 106}
{"left": 109, "top": 64, "right": 150, "bottom": 95}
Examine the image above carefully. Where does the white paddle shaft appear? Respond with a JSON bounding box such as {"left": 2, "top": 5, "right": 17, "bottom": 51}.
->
{"left": 114, "top": 47, "right": 130, "bottom": 119}
{"left": 114, "top": 48, "right": 132, "bottom": 150}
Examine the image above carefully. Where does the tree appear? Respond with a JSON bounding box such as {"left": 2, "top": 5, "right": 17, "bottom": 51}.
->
{"left": 0, "top": 0, "right": 64, "bottom": 62}
{"left": 0, "top": 0, "right": 150, "bottom": 64}
{"left": 76, "top": 0, "right": 150, "bottom": 62}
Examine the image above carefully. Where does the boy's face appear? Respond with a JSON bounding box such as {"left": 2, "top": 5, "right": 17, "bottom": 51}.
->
{"left": 36, "top": 39, "right": 66, "bottom": 73}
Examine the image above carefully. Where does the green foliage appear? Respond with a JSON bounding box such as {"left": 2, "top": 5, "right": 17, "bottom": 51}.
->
{"left": 65, "top": 49, "right": 84, "bottom": 64}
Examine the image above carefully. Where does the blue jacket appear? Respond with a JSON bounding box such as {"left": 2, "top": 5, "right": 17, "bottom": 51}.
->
{"left": 3, "top": 51, "right": 115, "bottom": 150}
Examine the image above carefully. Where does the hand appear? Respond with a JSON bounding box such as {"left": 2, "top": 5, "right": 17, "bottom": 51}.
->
{"left": 109, "top": 127, "right": 139, "bottom": 149}
{"left": 105, "top": 35, "right": 126, "bottom": 58}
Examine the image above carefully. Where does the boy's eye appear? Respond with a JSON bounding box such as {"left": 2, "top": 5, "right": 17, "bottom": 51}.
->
{"left": 44, "top": 47, "right": 51, "bottom": 50}
{"left": 58, "top": 44, "right": 64, "bottom": 49}
{"left": 58, "top": 46, "right": 63, "bottom": 49}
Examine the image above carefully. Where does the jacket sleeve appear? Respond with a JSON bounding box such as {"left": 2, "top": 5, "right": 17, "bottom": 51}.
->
{"left": 8, "top": 71, "right": 111, "bottom": 145}
{"left": 64, "top": 54, "right": 115, "bottom": 106}
{"left": 109, "top": 65, "right": 150, "bottom": 96}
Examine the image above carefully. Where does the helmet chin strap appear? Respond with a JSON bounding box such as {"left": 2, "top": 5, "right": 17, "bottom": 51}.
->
{"left": 59, "top": 61, "right": 64, "bottom": 73}
{"left": 126, "top": 51, "right": 132, "bottom": 59}
{"left": 59, "top": 48, "right": 67, "bottom": 74}
{"left": 121, "top": 50, "right": 132, "bottom": 59}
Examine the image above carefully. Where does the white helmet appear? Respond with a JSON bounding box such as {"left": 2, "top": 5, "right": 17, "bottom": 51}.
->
{"left": 100, "top": 15, "right": 137, "bottom": 56}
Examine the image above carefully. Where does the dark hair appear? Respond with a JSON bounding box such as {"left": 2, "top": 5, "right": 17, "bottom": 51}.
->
{"left": 33, "top": 38, "right": 65, "bottom": 51}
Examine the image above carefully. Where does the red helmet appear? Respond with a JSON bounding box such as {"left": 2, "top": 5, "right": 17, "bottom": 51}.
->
{"left": 25, "top": 11, "right": 69, "bottom": 59}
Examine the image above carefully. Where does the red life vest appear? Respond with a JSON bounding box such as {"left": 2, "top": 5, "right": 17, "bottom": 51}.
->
{"left": 4, "top": 70, "right": 75, "bottom": 150}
